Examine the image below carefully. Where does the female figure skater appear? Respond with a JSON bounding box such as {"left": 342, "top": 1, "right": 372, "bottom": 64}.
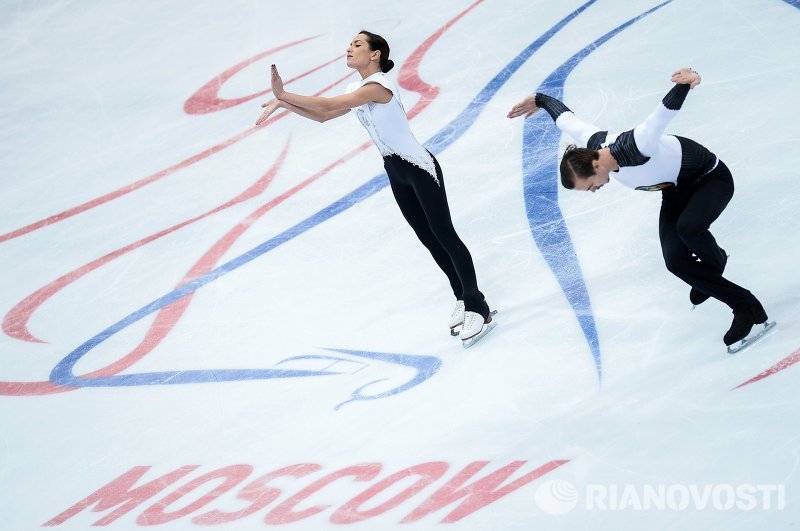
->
{"left": 507, "top": 68, "right": 771, "bottom": 350}
{"left": 256, "top": 31, "right": 493, "bottom": 345}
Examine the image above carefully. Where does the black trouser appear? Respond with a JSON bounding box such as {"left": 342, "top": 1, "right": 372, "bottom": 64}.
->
{"left": 659, "top": 160, "right": 754, "bottom": 311}
{"left": 383, "top": 153, "right": 489, "bottom": 318}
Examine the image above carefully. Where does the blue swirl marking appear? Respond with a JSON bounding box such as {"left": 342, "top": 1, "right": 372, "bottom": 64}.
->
{"left": 276, "top": 349, "right": 442, "bottom": 410}
{"left": 522, "top": 1, "right": 672, "bottom": 383}
{"left": 319, "top": 349, "right": 442, "bottom": 410}
{"left": 50, "top": 1, "right": 599, "bottom": 390}
{"left": 50, "top": 347, "right": 439, "bottom": 409}
{"left": 274, "top": 354, "right": 370, "bottom": 374}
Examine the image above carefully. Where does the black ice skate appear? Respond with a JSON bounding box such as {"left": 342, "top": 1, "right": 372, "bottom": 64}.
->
{"left": 724, "top": 299, "right": 776, "bottom": 354}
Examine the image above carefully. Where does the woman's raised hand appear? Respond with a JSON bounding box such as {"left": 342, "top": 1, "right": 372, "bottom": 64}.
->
{"left": 671, "top": 68, "right": 701, "bottom": 89}
{"left": 271, "top": 64, "right": 285, "bottom": 98}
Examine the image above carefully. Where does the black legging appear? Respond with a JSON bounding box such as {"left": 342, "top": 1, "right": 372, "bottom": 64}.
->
{"left": 383, "top": 153, "right": 489, "bottom": 318}
{"left": 659, "top": 161, "right": 755, "bottom": 311}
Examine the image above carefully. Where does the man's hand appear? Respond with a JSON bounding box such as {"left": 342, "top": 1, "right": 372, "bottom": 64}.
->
{"left": 507, "top": 95, "right": 539, "bottom": 119}
{"left": 671, "top": 68, "right": 701, "bottom": 89}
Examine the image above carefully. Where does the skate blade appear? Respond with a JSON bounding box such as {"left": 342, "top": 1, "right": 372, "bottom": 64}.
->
{"left": 727, "top": 321, "right": 777, "bottom": 354}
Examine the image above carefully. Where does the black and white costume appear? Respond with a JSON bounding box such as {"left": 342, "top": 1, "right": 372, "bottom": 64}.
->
{"left": 535, "top": 85, "right": 766, "bottom": 335}
{"left": 346, "top": 73, "right": 490, "bottom": 318}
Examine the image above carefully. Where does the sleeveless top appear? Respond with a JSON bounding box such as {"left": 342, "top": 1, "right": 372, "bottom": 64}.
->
{"left": 345, "top": 72, "right": 439, "bottom": 185}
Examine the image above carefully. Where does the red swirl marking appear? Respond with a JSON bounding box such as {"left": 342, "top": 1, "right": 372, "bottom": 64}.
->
{"left": 0, "top": 38, "right": 351, "bottom": 245}
{"left": 4, "top": 140, "right": 290, "bottom": 344}
{"left": 735, "top": 347, "right": 800, "bottom": 389}
{"left": 184, "top": 36, "right": 340, "bottom": 114}
{"left": 398, "top": 0, "right": 485, "bottom": 118}
{"left": 2, "top": 70, "right": 356, "bottom": 346}
{"left": 93, "top": 140, "right": 378, "bottom": 377}
{"left": 0, "top": 145, "right": 289, "bottom": 396}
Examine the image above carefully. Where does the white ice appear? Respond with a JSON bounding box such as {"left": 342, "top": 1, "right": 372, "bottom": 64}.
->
{"left": 1, "top": 0, "right": 799, "bottom": 529}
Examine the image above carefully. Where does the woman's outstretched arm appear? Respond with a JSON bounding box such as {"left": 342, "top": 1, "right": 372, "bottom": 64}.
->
{"left": 255, "top": 98, "right": 349, "bottom": 125}
{"left": 270, "top": 64, "right": 391, "bottom": 113}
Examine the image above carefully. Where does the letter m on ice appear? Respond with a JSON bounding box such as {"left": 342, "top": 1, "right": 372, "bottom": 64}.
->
{"left": 43, "top": 466, "right": 199, "bottom": 527}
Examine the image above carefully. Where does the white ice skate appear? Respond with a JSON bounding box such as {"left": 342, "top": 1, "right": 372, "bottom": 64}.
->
{"left": 460, "top": 310, "right": 497, "bottom": 349}
{"left": 449, "top": 300, "right": 465, "bottom": 336}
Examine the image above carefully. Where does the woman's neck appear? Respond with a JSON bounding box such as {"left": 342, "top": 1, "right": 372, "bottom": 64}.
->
{"left": 358, "top": 65, "right": 383, "bottom": 80}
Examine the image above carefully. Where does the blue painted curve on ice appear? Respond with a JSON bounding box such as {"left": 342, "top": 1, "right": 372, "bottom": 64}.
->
{"left": 522, "top": 1, "right": 672, "bottom": 383}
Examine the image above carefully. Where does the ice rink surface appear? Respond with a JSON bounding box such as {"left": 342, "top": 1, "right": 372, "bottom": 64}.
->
{"left": 1, "top": 0, "right": 799, "bottom": 529}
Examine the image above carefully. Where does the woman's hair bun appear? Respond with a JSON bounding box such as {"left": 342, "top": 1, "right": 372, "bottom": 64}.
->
{"left": 382, "top": 59, "right": 395, "bottom": 73}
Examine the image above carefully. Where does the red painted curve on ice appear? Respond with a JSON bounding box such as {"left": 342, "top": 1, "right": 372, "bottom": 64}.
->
{"left": 94, "top": 141, "right": 380, "bottom": 377}
{"left": 0, "top": 145, "right": 289, "bottom": 396}
{"left": 2, "top": 67, "right": 356, "bottom": 345}
{"left": 184, "top": 35, "right": 340, "bottom": 114}
{"left": 4, "top": 140, "right": 290, "bottom": 344}
{"left": 735, "top": 346, "right": 800, "bottom": 389}
{"left": 0, "top": 37, "right": 344, "bottom": 245}
{"left": 96, "top": 145, "right": 291, "bottom": 376}
{"left": 397, "top": 0, "right": 486, "bottom": 118}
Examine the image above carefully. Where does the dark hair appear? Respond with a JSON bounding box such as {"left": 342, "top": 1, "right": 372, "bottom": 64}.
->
{"left": 559, "top": 145, "right": 599, "bottom": 189}
{"left": 358, "top": 30, "right": 394, "bottom": 73}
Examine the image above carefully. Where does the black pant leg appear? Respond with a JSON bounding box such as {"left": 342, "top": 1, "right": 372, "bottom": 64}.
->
{"left": 384, "top": 155, "right": 488, "bottom": 317}
{"left": 675, "top": 163, "right": 732, "bottom": 272}
{"left": 387, "top": 175, "right": 464, "bottom": 299}
{"left": 406, "top": 156, "right": 488, "bottom": 316}
{"left": 659, "top": 164, "right": 754, "bottom": 311}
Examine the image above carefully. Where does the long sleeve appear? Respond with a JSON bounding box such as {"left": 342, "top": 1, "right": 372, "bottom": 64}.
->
{"left": 535, "top": 93, "right": 601, "bottom": 147}
{"left": 633, "top": 84, "right": 691, "bottom": 156}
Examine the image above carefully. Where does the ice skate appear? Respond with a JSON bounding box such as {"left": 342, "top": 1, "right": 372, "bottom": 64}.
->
{"left": 449, "top": 300, "right": 465, "bottom": 336}
{"left": 727, "top": 321, "right": 777, "bottom": 354}
{"left": 724, "top": 299, "right": 775, "bottom": 353}
{"left": 460, "top": 310, "right": 497, "bottom": 349}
